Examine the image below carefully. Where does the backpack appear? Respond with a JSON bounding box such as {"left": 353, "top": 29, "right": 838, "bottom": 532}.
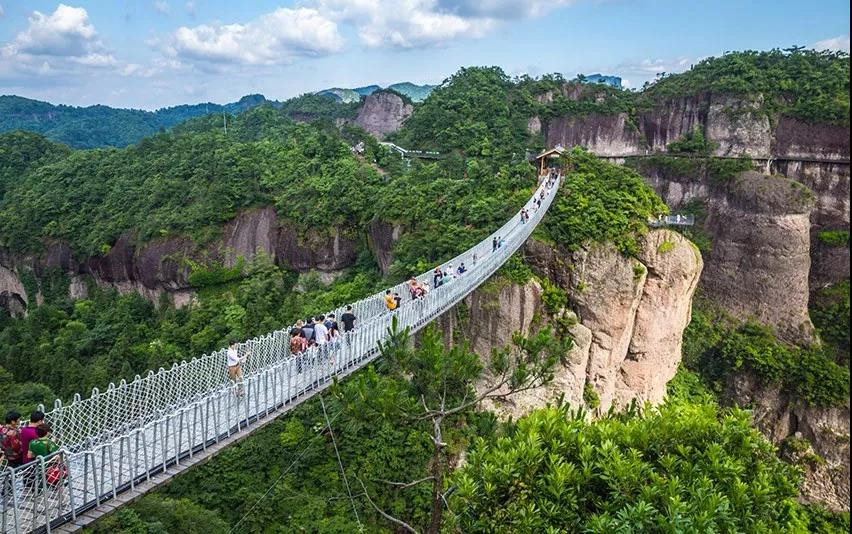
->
{"left": 1, "top": 426, "right": 22, "bottom": 464}
{"left": 290, "top": 336, "right": 305, "bottom": 354}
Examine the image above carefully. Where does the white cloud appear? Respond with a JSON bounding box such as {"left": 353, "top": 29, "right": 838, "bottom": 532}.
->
{"left": 811, "top": 35, "right": 850, "bottom": 53}
{"left": 154, "top": 1, "right": 170, "bottom": 15}
{"left": 312, "top": 0, "right": 578, "bottom": 48}
{"left": 164, "top": 7, "right": 343, "bottom": 65}
{"left": 0, "top": 3, "right": 125, "bottom": 77}
{"left": 11, "top": 4, "right": 97, "bottom": 57}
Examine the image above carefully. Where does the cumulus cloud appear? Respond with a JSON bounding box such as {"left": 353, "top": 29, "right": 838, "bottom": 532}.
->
{"left": 313, "top": 0, "right": 577, "bottom": 48}
{"left": 164, "top": 7, "right": 344, "bottom": 66}
{"left": 153, "top": 1, "right": 170, "bottom": 15}
{"left": 1, "top": 4, "right": 118, "bottom": 74}
{"left": 811, "top": 35, "right": 850, "bottom": 53}
{"left": 617, "top": 57, "right": 694, "bottom": 77}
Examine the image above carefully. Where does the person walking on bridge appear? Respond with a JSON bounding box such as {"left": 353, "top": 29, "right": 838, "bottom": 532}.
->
{"left": 341, "top": 305, "right": 356, "bottom": 332}
{"left": 1, "top": 411, "right": 22, "bottom": 468}
{"left": 226, "top": 339, "right": 250, "bottom": 397}
{"left": 384, "top": 290, "right": 397, "bottom": 312}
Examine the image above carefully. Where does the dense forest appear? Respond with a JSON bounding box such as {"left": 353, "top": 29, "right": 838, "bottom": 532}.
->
{"left": 1, "top": 49, "right": 850, "bottom": 532}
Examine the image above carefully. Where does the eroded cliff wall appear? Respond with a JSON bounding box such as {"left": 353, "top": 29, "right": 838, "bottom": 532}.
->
{"left": 438, "top": 229, "right": 703, "bottom": 418}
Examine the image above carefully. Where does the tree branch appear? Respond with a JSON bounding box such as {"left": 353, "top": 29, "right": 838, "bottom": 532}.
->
{"left": 376, "top": 476, "right": 436, "bottom": 490}
{"left": 357, "top": 477, "right": 419, "bottom": 534}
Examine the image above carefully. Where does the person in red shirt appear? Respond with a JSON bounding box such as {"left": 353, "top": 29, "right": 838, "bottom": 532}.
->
{"left": 1, "top": 411, "right": 23, "bottom": 467}
{"left": 19, "top": 410, "right": 45, "bottom": 463}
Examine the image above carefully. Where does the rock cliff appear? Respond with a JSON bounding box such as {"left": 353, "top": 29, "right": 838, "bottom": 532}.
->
{"left": 728, "top": 372, "right": 850, "bottom": 512}
{"left": 0, "top": 207, "right": 362, "bottom": 311}
{"left": 544, "top": 90, "right": 850, "bottom": 162}
{"left": 439, "top": 229, "right": 703, "bottom": 417}
{"left": 354, "top": 91, "right": 413, "bottom": 139}
{"left": 702, "top": 171, "right": 816, "bottom": 342}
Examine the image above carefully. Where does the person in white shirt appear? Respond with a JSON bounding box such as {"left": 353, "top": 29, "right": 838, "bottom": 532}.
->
{"left": 313, "top": 316, "right": 329, "bottom": 346}
{"left": 226, "top": 339, "right": 250, "bottom": 396}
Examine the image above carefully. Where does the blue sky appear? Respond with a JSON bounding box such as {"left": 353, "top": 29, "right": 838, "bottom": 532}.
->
{"left": 0, "top": 1, "right": 849, "bottom": 109}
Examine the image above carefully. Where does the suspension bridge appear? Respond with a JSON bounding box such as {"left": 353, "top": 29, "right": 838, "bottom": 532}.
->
{"left": 0, "top": 176, "right": 559, "bottom": 533}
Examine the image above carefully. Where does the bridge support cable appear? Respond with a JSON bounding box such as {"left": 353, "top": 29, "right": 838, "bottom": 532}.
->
{"left": 1, "top": 176, "right": 560, "bottom": 533}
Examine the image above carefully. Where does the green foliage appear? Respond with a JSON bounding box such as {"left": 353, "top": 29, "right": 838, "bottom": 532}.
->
{"left": 665, "top": 366, "right": 719, "bottom": 405}
{"left": 810, "top": 281, "right": 850, "bottom": 365}
{"left": 85, "top": 496, "right": 228, "bottom": 534}
{"left": 718, "top": 323, "right": 849, "bottom": 407}
{"left": 817, "top": 230, "right": 850, "bottom": 247}
{"left": 187, "top": 257, "right": 245, "bottom": 288}
{"left": 0, "top": 95, "right": 275, "bottom": 149}
{"left": 641, "top": 48, "right": 850, "bottom": 125}
{"left": 450, "top": 402, "right": 806, "bottom": 533}
{"left": 657, "top": 240, "right": 675, "bottom": 253}
{"left": 540, "top": 278, "right": 568, "bottom": 314}
{"left": 0, "top": 109, "right": 383, "bottom": 256}
{"left": 498, "top": 254, "right": 534, "bottom": 285}
{"left": 667, "top": 127, "right": 717, "bottom": 155}
{"left": 0, "top": 256, "right": 380, "bottom": 404}
{"left": 632, "top": 262, "right": 646, "bottom": 280}
{"left": 800, "top": 505, "right": 851, "bottom": 534}
{"left": 626, "top": 154, "right": 755, "bottom": 185}
{"left": 582, "top": 382, "right": 600, "bottom": 409}
{"left": 684, "top": 300, "right": 850, "bottom": 408}
{"left": 391, "top": 66, "right": 536, "bottom": 158}
{"left": 543, "top": 147, "right": 668, "bottom": 255}
{"left": 0, "top": 131, "right": 71, "bottom": 199}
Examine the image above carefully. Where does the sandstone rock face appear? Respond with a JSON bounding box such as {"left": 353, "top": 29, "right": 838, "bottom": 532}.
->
{"left": 527, "top": 116, "right": 541, "bottom": 135}
{"left": 0, "top": 262, "right": 27, "bottom": 317}
{"left": 354, "top": 91, "right": 413, "bottom": 139}
{"left": 454, "top": 230, "right": 702, "bottom": 417}
{"left": 618, "top": 231, "right": 702, "bottom": 406}
{"left": 705, "top": 95, "right": 772, "bottom": 158}
{"left": 703, "top": 172, "right": 816, "bottom": 342}
{"left": 543, "top": 89, "right": 850, "bottom": 162}
{"left": 0, "top": 206, "right": 364, "bottom": 313}
{"left": 366, "top": 220, "right": 403, "bottom": 275}
{"left": 729, "top": 373, "right": 850, "bottom": 512}
{"left": 568, "top": 242, "right": 647, "bottom": 411}
{"left": 545, "top": 113, "right": 642, "bottom": 157}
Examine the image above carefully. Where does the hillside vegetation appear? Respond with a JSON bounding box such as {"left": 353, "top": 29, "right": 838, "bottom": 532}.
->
{"left": 1, "top": 55, "right": 849, "bottom": 533}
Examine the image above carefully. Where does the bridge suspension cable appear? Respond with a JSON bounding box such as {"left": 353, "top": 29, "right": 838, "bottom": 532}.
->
{"left": 1, "top": 174, "right": 560, "bottom": 533}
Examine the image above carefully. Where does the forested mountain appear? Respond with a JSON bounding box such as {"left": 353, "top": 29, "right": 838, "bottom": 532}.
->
{"left": 0, "top": 49, "right": 849, "bottom": 533}
{"left": 1, "top": 81, "right": 436, "bottom": 150}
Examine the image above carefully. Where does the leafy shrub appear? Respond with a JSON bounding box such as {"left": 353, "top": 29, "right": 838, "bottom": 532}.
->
{"left": 540, "top": 278, "right": 568, "bottom": 314}
{"left": 657, "top": 240, "right": 675, "bottom": 253}
{"left": 582, "top": 382, "right": 600, "bottom": 409}
{"left": 817, "top": 230, "right": 850, "bottom": 247}
{"left": 451, "top": 402, "right": 806, "bottom": 533}
{"left": 717, "top": 323, "right": 849, "bottom": 407}
{"left": 667, "top": 127, "right": 717, "bottom": 155}
{"left": 187, "top": 257, "right": 245, "bottom": 288}
{"left": 810, "top": 281, "right": 850, "bottom": 365}
{"left": 543, "top": 147, "right": 668, "bottom": 255}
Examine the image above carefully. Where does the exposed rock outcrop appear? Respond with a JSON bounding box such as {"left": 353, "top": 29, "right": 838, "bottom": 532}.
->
{"left": 544, "top": 90, "right": 850, "bottom": 162}
{"left": 545, "top": 113, "right": 641, "bottom": 157}
{"left": 702, "top": 171, "right": 816, "bottom": 342}
{"left": 728, "top": 373, "right": 850, "bottom": 512}
{"left": 618, "top": 230, "right": 703, "bottom": 406}
{"left": 442, "top": 229, "right": 703, "bottom": 418}
{"left": 366, "top": 220, "right": 403, "bottom": 275}
{"left": 354, "top": 91, "right": 413, "bottom": 139}
{"left": 0, "top": 207, "right": 364, "bottom": 312}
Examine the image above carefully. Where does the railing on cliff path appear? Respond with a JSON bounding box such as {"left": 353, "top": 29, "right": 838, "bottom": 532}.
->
{"left": 0, "top": 175, "right": 560, "bottom": 533}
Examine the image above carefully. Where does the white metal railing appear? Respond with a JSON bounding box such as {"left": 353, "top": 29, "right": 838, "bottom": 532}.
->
{"left": 648, "top": 214, "right": 695, "bottom": 227}
{"left": 0, "top": 175, "right": 559, "bottom": 533}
